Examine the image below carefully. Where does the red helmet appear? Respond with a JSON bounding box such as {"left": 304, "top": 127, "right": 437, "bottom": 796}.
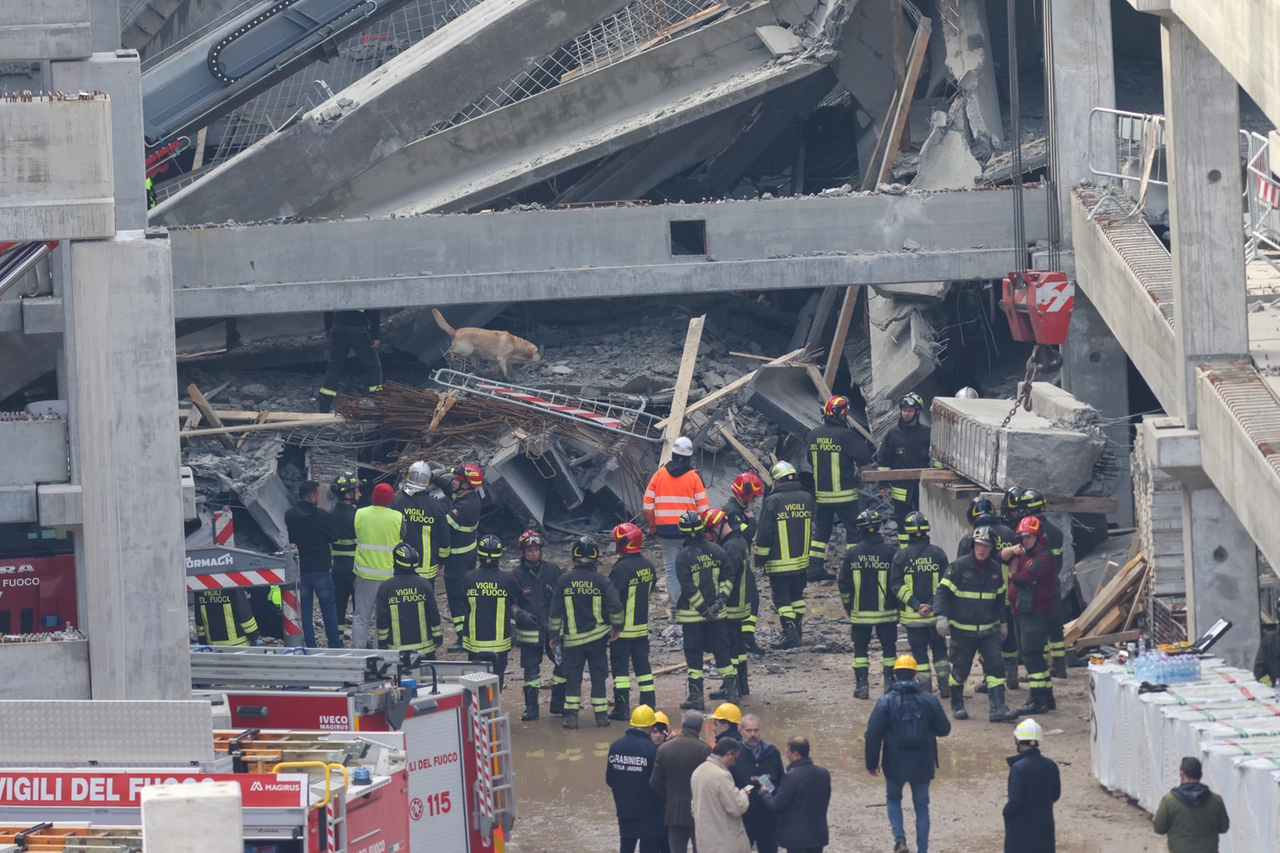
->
{"left": 517, "top": 529, "right": 543, "bottom": 550}
{"left": 1015, "top": 515, "right": 1045, "bottom": 545}
{"left": 731, "top": 472, "right": 765, "bottom": 505}
{"left": 823, "top": 395, "right": 850, "bottom": 420}
{"left": 457, "top": 462, "right": 484, "bottom": 490}
{"left": 613, "top": 522, "right": 643, "bottom": 554}
{"left": 700, "top": 507, "right": 728, "bottom": 533}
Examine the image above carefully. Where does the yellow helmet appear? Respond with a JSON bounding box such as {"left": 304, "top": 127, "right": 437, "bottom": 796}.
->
{"left": 630, "top": 705, "right": 657, "bottom": 728}
{"left": 710, "top": 703, "right": 742, "bottom": 724}
{"left": 653, "top": 711, "right": 670, "bottom": 728}
{"left": 893, "top": 653, "right": 919, "bottom": 672}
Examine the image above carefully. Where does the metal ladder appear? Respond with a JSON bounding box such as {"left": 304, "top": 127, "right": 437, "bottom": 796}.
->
{"left": 190, "top": 647, "right": 491, "bottom": 688}
{"left": 431, "top": 368, "right": 665, "bottom": 442}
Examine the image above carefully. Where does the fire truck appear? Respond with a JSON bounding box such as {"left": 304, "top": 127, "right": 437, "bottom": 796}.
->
{"left": 0, "top": 524, "right": 76, "bottom": 635}
{"left": 0, "top": 653, "right": 515, "bottom": 852}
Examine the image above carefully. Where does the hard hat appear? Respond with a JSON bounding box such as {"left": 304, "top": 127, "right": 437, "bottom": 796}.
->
{"left": 902, "top": 511, "right": 930, "bottom": 538}
{"left": 731, "top": 472, "right": 765, "bottom": 505}
{"left": 770, "top": 461, "right": 798, "bottom": 482}
{"left": 677, "top": 510, "right": 705, "bottom": 537}
{"left": 893, "top": 653, "right": 919, "bottom": 672}
{"left": 404, "top": 460, "right": 431, "bottom": 494}
{"left": 457, "top": 462, "right": 484, "bottom": 490}
{"left": 955, "top": 387, "right": 980, "bottom": 399}
{"left": 700, "top": 507, "right": 728, "bottom": 533}
{"left": 823, "top": 395, "right": 850, "bottom": 420}
{"left": 393, "top": 541, "right": 420, "bottom": 569}
{"left": 571, "top": 535, "right": 600, "bottom": 563}
{"left": 1015, "top": 515, "right": 1044, "bottom": 545}
{"left": 1014, "top": 718, "right": 1044, "bottom": 744}
{"left": 899, "top": 392, "right": 924, "bottom": 411}
{"left": 653, "top": 711, "right": 670, "bottom": 728}
{"left": 1020, "top": 488, "right": 1047, "bottom": 514}
{"left": 477, "top": 535, "right": 503, "bottom": 562}
{"left": 332, "top": 471, "right": 359, "bottom": 496}
{"left": 710, "top": 703, "right": 742, "bottom": 724}
{"left": 672, "top": 436, "right": 695, "bottom": 457}
{"left": 1002, "top": 486, "right": 1024, "bottom": 516}
{"left": 613, "top": 522, "right": 643, "bottom": 554}
{"left": 968, "top": 496, "right": 996, "bottom": 524}
{"left": 855, "top": 509, "right": 882, "bottom": 534}
{"left": 630, "top": 705, "right": 657, "bottom": 728}
{"left": 372, "top": 482, "right": 395, "bottom": 506}
{"left": 972, "top": 526, "right": 995, "bottom": 547}
{"left": 517, "top": 529, "right": 543, "bottom": 550}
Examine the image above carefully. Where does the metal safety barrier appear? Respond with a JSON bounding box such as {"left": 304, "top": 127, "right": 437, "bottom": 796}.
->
{"left": 1242, "top": 129, "right": 1280, "bottom": 274}
{"left": 1086, "top": 107, "right": 1167, "bottom": 221}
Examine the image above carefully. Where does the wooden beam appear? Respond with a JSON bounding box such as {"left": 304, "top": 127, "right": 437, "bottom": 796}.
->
{"left": 191, "top": 127, "right": 209, "bottom": 171}
{"left": 860, "top": 89, "right": 901, "bottom": 191}
{"left": 976, "top": 491, "right": 1119, "bottom": 514}
{"left": 1071, "top": 629, "right": 1141, "bottom": 652}
{"left": 237, "top": 411, "right": 269, "bottom": 450}
{"left": 186, "top": 383, "right": 236, "bottom": 449}
{"left": 660, "top": 315, "right": 706, "bottom": 463}
{"left": 181, "top": 416, "right": 343, "bottom": 438}
{"left": 804, "top": 286, "right": 841, "bottom": 352}
{"left": 655, "top": 348, "right": 804, "bottom": 429}
{"left": 876, "top": 16, "right": 932, "bottom": 187}
{"left": 716, "top": 423, "right": 773, "bottom": 487}
{"left": 889, "top": 0, "right": 909, "bottom": 152}
{"left": 804, "top": 364, "right": 833, "bottom": 402}
{"left": 861, "top": 467, "right": 961, "bottom": 482}
{"left": 823, "top": 285, "right": 860, "bottom": 388}
{"left": 729, "top": 351, "right": 773, "bottom": 361}
{"left": 177, "top": 407, "right": 336, "bottom": 424}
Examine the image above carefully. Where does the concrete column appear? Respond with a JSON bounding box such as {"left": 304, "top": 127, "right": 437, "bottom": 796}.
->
{"left": 66, "top": 232, "right": 189, "bottom": 699}
{"left": 1049, "top": 0, "right": 1115, "bottom": 242}
{"left": 1161, "top": 18, "right": 1249, "bottom": 428}
{"left": 1180, "top": 483, "right": 1259, "bottom": 669}
{"left": 1061, "top": 291, "right": 1134, "bottom": 527}
{"left": 90, "top": 0, "right": 121, "bottom": 52}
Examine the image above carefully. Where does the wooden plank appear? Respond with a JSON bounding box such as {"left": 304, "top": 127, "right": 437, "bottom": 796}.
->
{"left": 729, "top": 351, "right": 773, "bottom": 361}
{"left": 823, "top": 286, "right": 860, "bottom": 388}
{"left": 181, "top": 416, "right": 343, "bottom": 438}
{"left": 876, "top": 16, "right": 932, "bottom": 187}
{"left": 655, "top": 348, "right": 804, "bottom": 428}
{"left": 1072, "top": 629, "right": 1141, "bottom": 652}
{"left": 1122, "top": 561, "right": 1152, "bottom": 631}
{"left": 1066, "top": 553, "right": 1146, "bottom": 638}
{"left": 804, "top": 286, "right": 841, "bottom": 352}
{"left": 716, "top": 422, "right": 773, "bottom": 487}
{"left": 191, "top": 126, "right": 208, "bottom": 171}
{"left": 660, "top": 315, "right": 706, "bottom": 463}
{"left": 177, "top": 408, "right": 336, "bottom": 424}
{"left": 182, "top": 380, "right": 230, "bottom": 430}
{"left": 976, "top": 491, "right": 1119, "bottom": 514}
{"left": 804, "top": 363, "right": 833, "bottom": 402}
{"left": 1090, "top": 605, "right": 1127, "bottom": 637}
{"left": 186, "top": 383, "right": 236, "bottom": 449}
{"left": 861, "top": 467, "right": 961, "bottom": 482}
{"left": 860, "top": 88, "right": 901, "bottom": 191}
{"left": 236, "top": 411, "right": 269, "bottom": 450}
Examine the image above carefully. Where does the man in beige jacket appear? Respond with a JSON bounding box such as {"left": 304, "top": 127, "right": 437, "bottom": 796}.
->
{"left": 691, "top": 739, "right": 751, "bottom": 853}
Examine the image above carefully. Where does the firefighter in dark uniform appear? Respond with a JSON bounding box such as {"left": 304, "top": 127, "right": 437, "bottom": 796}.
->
{"left": 703, "top": 507, "right": 753, "bottom": 698}
{"left": 329, "top": 472, "right": 360, "bottom": 629}
{"left": 674, "top": 510, "right": 739, "bottom": 710}
{"left": 875, "top": 392, "right": 935, "bottom": 544}
{"left": 607, "top": 522, "right": 657, "bottom": 721}
{"left": 317, "top": 308, "right": 382, "bottom": 411}
{"left": 195, "top": 588, "right": 260, "bottom": 647}
{"left": 933, "top": 528, "right": 1014, "bottom": 722}
{"left": 1021, "top": 489, "right": 1068, "bottom": 679}
{"left": 754, "top": 461, "right": 814, "bottom": 651}
{"left": 839, "top": 509, "right": 899, "bottom": 700}
{"left": 549, "top": 536, "right": 625, "bottom": 730}
{"left": 958, "top": 497, "right": 1021, "bottom": 693}
{"left": 444, "top": 463, "right": 484, "bottom": 651}
{"left": 461, "top": 535, "right": 525, "bottom": 688}
{"left": 805, "top": 395, "right": 874, "bottom": 582}
{"left": 512, "top": 529, "right": 565, "bottom": 721}
{"left": 392, "top": 461, "right": 451, "bottom": 590}
{"left": 889, "top": 511, "right": 951, "bottom": 696}
{"left": 375, "top": 542, "right": 444, "bottom": 656}
{"left": 724, "top": 472, "right": 765, "bottom": 655}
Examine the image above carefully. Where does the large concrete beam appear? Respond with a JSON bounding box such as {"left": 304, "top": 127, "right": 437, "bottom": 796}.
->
{"left": 168, "top": 189, "right": 1051, "bottom": 317}
{"left": 0, "top": 0, "right": 93, "bottom": 61}
{"left": 1168, "top": 0, "right": 1280, "bottom": 130}
{"left": 150, "top": 0, "right": 635, "bottom": 226}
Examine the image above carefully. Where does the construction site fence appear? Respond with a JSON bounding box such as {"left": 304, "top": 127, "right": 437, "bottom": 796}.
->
{"left": 1242, "top": 129, "right": 1280, "bottom": 272}
{"left": 1086, "top": 107, "right": 1168, "bottom": 221}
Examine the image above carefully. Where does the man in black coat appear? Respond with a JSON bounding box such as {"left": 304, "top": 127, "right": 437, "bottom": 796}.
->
{"left": 763, "top": 736, "right": 831, "bottom": 853}
{"left": 606, "top": 706, "right": 666, "bottom": 853}
{"left": 651, "top": 711, "right": 713, "bottom": 853}
{"left": 284, "top": 480, "right": 342, "bottom": 648}
{"left": 738, "top": 714, "right": 784, "bottom": 853}
{"left": 1003, "top": 718, "right": 1060, "bottom": 853}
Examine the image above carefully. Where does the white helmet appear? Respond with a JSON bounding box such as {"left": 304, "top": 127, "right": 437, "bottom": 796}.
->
{"left": 672, "top": 436, "right": 694, "bottom": 457}
{"left": 1014, "top": 718, "right": 1044, "bottom": 744}
{"left": 403, "top": 461, "right": 431, "bottom": 495}
{"left": 955, "top": 387, "right": 980, "bottom": 399}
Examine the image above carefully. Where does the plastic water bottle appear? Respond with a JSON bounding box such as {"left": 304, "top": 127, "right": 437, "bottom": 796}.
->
{"left": 1138, "top": 634, "right": 1147, "bottom": 656}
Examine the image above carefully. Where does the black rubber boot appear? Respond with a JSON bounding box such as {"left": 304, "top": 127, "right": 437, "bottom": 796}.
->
{"left": 723, "top": 674, "right": 741, "bottom": 703}
{"left": 882, "top": 666, "right": 895, "bottom": 695}
{"left": 608, "top": 690, "right": 630, "bottom": 721}
{"left": 1005, "top": 659, "right": 1021, "bottom": 690}
{"left": 1046, "top": 686, "right": 1057, "bottom": 711}
{"left": 743, "top": 632, "right": 766, "bottom": 656}
{"left": 709, "top": 680, "right": 730, "bottom": 700}
{"left": 975, "top": 680, "right": 989, "bottom": 694}
{"left": 854, "top": 669, "right": 870, "bottom": 700}
{"left": 561, "top": 711, "right": 579, "bottom": 730}
{"left": 935, "top": 662, "right": 951, "bottom": 699}
{"left": 549, "top": 685, "right": 566, "bottom": 716}
{"left": 989, "top": 685, "right": 1014, "bottom": 722}
{"left": 770, "top": 619, "right": 800, "bottom": 650}
{"left": 795, "top": 613, "right": 804, "bottom": 643}
{"left": 520, "top": 687, "right": 539, "bottom": 721}
{"left": 679, "top": 678, "right": 705, "bottom": 711}
{"left": 639, "top": 690, "right": 657, "bottom": 711}
{"left": 1051, "top": 657, "right": 1068, "bottom": 680}
{"left": 950, "top": 685, "right": 968, "bottom": 720}
{"left": 595, "top": 711, "right": 612, "bottom": 728}
{"left": 738, "top": 660, "right": 750, "bottom": 696}
{"left": 1014, "top": 687, "right": 1051, "bottom": 716}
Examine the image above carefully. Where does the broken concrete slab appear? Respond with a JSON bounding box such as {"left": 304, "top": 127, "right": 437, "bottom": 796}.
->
{"left": 528, "top": 436, "right": 585, "bottom": 511}
{"left": 870, "top": 308, "right": 939, "bottom": 402}
{"left": 831, "top": 0, "right": 898, "bottom": 171}
{"left": 940, "top": 0, "right": 1003, "bottom": 158}
{"left": 746, "top": 364, "right": 823, "bottom": 440}
{"left": 756, "top": 24, "right": 802, "bottom": 56}
{"left": 488, "top": 433, "right": 548, "bottom": 526}
{"left": 930, "top": 397, "right": 1106, "bottom": 494}
{"left": 912, "top": 110, "right": 982, "bottom": 190}
{"left": 1029, "top": 381, "right": 1098, "bottom": 431}
{"left": 871, "top": 282, "right": 951, "bottom": 302}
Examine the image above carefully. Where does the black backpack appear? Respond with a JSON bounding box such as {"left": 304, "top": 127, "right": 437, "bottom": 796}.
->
{"left": 891, "top": 690, "right": 926, "bottom": 750}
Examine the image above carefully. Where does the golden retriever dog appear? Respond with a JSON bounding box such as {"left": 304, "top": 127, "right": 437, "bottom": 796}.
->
{"left": 432, "top": 309, "right": 543, "bottom": 378}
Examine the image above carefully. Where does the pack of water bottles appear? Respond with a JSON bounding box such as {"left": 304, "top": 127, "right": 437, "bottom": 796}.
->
{"left": 1131, "top": 648, "right": 1202, "bottom": 684}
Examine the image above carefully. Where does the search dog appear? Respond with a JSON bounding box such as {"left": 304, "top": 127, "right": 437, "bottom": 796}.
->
{"left": 432, "top": 309, "right": 542, "bottom": 378}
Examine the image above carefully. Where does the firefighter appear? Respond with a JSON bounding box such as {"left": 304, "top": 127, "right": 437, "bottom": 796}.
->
{"left": 461, "top": 535, "right": 524, "bottom": 688}
{"left": 444, "top": 463, "right": 484, "bottom": 651}
{"left": 643, "top": 436, "right": 711, "bottom": 612}
{"left": 392, "top": 461, "right": 451, "bottom": 590}
{"left": 329, "top": 472, "right": 361, "bottom": 630}
{"left": 375, "top": 542, "right": 445, "bottom": 656}
{"left": 512, "top": 529, "right": 566, "bottom": 721}
{"left": 549, "top": 536, "right": 625, "bottom": 729}
{"left": 805, "top": 395, "right": 873, "bottom": 582}
{"left": 888, "top": 511, "right": 951, "bottom": 696}
{"left": 1021, "top": 489, "right": 1069, "bottom": 679}
{"left": 703, "top": 507, "right": 752, "bottom": 698}
{"left": 317, "top": 308, "right": 382, "bottom": 412}
{"left": 352, "top": 483, "right": 402, "bottom": 650}
{"left": 933, "top": 527, "right": 1014, "bottom": 722}
{"left": 723, "top": 472, "right": 765, "bottom": 655}
{"left": 838, "top": 509, "right": 899, "bottom": 700}
{"left": 608, "top": 522, "right": 658, "bottom": 721}
{"left": 195, "top": 588, "right": 260, "bottom": 647}
{"left": 1002, "top": 516, "right": 1058, "bottom": 715}
{"left": 1000, "top": 486, "right": 1026, "bottom": 529}
{"left": 674, "top": 511, "right": 739, "bottom": 710}
{"left": 958, "top": 497, "right": 1021, "bottom": 694}
{"left": 875, "top": 392, "right": 935, "bottom": 544}
{"left": 754, "top": 461, "right": 814, "bottom": 651}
